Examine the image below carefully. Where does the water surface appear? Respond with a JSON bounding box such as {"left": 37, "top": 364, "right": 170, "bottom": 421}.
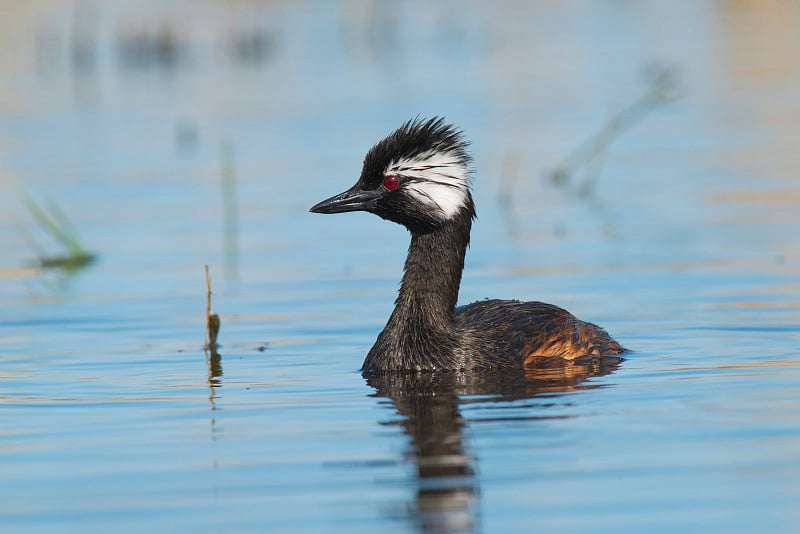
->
{"left": 1, "top": 1, "right": 799, "bottom": 532}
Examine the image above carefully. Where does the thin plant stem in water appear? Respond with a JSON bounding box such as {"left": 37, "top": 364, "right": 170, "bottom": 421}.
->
{"left": 549, "top": 64, "right": 681, "bottom": 198}
{"left": 205, "top": 264, "right": 221, "bottom": 351}
{"left": 204, "top": 265, "right": 222, "bottom": 411}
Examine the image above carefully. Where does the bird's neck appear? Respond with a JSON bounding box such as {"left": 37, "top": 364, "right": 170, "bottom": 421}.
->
{"left": 364, "top": 209, "right": 473, "bottom": 372}
{"left": 397, "top": 218, "right": 470, "bottom": 324}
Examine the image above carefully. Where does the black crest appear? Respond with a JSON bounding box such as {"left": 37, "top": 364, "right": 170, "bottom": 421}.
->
{"left": 359, "top": 117, "right": 472, "bottom": 188}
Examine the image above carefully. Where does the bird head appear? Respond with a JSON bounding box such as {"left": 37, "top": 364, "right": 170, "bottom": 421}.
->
{"left": 310, "top": 117, "right": 474, "bottom": 233}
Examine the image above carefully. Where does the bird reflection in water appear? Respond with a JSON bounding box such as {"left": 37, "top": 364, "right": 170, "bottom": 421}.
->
{"left": 366, "top": 355, "right": 623, "bottom": 533}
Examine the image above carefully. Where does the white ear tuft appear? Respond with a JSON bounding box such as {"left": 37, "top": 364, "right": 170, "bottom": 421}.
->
{"left": 387, "top": 149, "right": 470, "bottom": 219}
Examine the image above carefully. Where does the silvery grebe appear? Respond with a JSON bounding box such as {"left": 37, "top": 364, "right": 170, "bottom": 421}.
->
{"left": 310, "top": 117, "right": 624, "bottom": 373}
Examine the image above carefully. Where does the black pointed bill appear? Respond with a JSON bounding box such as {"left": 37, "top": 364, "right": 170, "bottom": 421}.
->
{"left": 309, "top": 184, "right": 381, "bottom": 214}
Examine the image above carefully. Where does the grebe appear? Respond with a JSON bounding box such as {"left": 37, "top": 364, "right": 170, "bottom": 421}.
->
{"left": 310, "top": 117, "right": 624, "bottom": 373}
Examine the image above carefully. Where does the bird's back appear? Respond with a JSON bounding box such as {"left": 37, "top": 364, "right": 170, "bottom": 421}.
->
{"left": 454, "top": 299, "right": 625, "bottom": 366}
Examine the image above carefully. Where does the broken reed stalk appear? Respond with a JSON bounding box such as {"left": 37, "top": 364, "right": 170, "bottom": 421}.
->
{"left": 205, "top": 264, "right": 220, "bottom": 350}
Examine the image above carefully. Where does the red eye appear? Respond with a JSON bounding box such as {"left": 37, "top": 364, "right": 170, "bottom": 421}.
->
{"left": 383, "top": 175, "right": 399, "bottom": 191}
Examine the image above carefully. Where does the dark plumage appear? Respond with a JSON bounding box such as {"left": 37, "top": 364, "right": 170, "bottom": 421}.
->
{"left": 310, "top": 117, "right": 625, "bottom": 373}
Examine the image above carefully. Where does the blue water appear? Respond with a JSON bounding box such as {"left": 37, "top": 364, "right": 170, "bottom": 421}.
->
{"left": 2, "top": 1, "right": 799, "bottom": 532}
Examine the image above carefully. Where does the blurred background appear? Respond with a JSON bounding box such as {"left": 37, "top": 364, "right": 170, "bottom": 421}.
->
{"left": 1, "top": 1, "right": 799, "bottom": 533}
{"left": 1, "top": 0, "right": 797, "bottom": 294}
